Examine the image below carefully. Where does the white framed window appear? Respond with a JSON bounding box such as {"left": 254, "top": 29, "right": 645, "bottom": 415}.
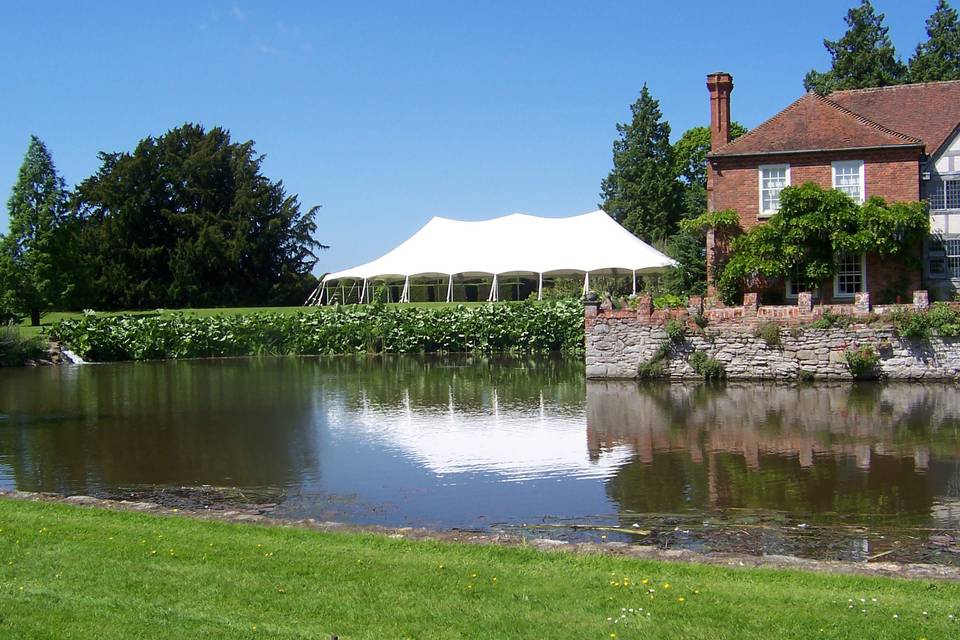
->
{"left": 929, "top": 177, "right": 960, "bottom": 210}
{"left": 759, "top": 164, "right": 790, "bottom": 217}
{"left": 832, "top": 160, "right": 865, "bottom": 203}
{"left": 948, "top": 238, "right": 960, "bottom": 278}
{"left": 785, "top": 265, "right": 818, "bottom": 299}
{"left": 833, "top": 252, "right": 866, "bottom": 298}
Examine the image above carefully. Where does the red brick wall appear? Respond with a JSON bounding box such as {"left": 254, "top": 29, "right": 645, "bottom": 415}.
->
{"left": 708, "top": 147, "right": 921, "bottom": 230}
{"left": 706, "top": 147, "right": 923, "bottom": 298}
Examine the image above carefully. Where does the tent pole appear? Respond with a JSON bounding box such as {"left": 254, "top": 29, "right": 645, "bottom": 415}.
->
{"left": 402, "top": 276, "right": 410, "bottom": 303}
{"left": 583, "top": 272, "right": 590, "bottom": 297}
{"left": 446, "top": 275, "right": 453, "bottom": 303}
{"left": 538, "top": 273, "right": 543, "bottom": 301}
{"left": 632, "top": 270, "right": 637, "bottom": 296}
{"left": 322, "top": 282, "right": 328, "bottom": 306}
{"left": 487, "top": 274, "right": 499, "bottom": 302}
{"left": 360, "top": 278, "right": 368, "bottom": 304}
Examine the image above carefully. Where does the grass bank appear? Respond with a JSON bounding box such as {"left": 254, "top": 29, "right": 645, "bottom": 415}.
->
{"left": 45, "top": 300, "right": 584, "bottom": 361}
{"left": 1, "top": 500, "right": 958, "bottom": 639}
{"left": 0, "top": 326, "right": 46, "bottom": 366}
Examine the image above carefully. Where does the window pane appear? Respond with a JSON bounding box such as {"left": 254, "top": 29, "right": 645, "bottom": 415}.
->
{"left": 946, "top": 180, "right": 960, "bottom": 209}
{"left": 950, "top": 256, "right": 960, "bottom": 279}
{"left": 835, "top": 253, "right": 863, "bottom": 296}
{"left": 834, "top": 163, "right": 862, "bottom": 201}
{"left": 761, "top": 166, "right": 787, "bottom": 212}
{"left": 930, "top": 257, "right": 946, "bottom": 278}
{"left": 930, "top": 179, "right": 946, "bottom": 210}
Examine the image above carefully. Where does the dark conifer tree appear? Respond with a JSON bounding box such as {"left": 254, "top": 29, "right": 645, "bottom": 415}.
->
{"left": 600, "top": 85, "right": 681, "bottom": 243}
{"left": 909, "top": 0, "right": 960, "bottom": 82}
{"left": 804, "top": 0, "right": 906, "bottom": 93}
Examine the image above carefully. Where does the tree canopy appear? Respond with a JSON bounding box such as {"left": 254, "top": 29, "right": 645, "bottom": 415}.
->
{"left": 672, "top": 123, "right": 749, "bottom": 189}
{"left": 804, "top": 0, "right": 907, "bottom": 94}
{"left": 0, "top": 135, "right": 68, "bottom": 325}
{"left": 600, "top": 85, "right": 680, "bottom": 243}
{"left": 908, "top": 0, "right": 960, "bottom": 82}
{"left": 662, "top": 124, "right": 748, "bottom": 296}
{"left": 71, "top": 124, "right": 325, "bottom": 309}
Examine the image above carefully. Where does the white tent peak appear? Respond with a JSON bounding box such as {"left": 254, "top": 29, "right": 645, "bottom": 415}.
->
{"left": 309, "top": 209, "right": 676, "bottom": 304}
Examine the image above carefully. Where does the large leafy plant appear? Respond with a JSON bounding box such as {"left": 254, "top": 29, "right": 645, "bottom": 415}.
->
{"left": 49, "top": 301, "right": 586, "bottom": 362}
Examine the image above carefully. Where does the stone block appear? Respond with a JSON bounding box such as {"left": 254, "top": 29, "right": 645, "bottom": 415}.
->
{"left": 854, "top": 292, "right": 871, "bottom": 315}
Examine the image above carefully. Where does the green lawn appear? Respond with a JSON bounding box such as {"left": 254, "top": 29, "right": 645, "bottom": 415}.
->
{"left": 1, "top": 500, "right": 957, "bottom": 639}
{"left": 18, "top": 302, "right": 501, "bottom": 338}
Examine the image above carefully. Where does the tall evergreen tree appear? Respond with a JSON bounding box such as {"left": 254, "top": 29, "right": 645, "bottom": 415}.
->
{"left": 600, "top": 85, "right": 680, "bottom": 243}
{"left": 73, "top": 124, "right": 326, "bottom": 309}
{"left": 804, "top": 0, "right": 906, "bottom": 94}
{"left": 909, "top": 0, "right": 960, "bottom": 82}
{"left": 0, "top": 136, "right": 68, "bottom": 325}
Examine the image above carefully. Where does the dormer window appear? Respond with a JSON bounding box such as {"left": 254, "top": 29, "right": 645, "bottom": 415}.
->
{"left": 832, "top": 160, "right": 865, "bottom": 203}
{"left": 759, "top": 164, "right": 790, "bottom": 217}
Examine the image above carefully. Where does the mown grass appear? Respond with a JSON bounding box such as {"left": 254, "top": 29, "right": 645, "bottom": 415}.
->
{"left": 1, "top": 500, "right": 958, "bottom": 639}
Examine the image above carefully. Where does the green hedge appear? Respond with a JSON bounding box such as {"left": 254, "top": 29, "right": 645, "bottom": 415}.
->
{"left": 49, "top": 301, "right": 585, "bottom": 362}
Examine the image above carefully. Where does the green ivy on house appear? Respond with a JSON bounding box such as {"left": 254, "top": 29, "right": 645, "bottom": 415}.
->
{"left": 716, "top": 183, "right": 928, "bottom": 304}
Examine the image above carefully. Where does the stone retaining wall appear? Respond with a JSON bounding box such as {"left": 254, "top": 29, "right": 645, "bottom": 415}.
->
{"left": 585, "top": 291, "right": 960, "bottom": 380}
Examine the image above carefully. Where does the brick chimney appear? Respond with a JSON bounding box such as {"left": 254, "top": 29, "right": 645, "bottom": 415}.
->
{"left": 706, "top": 72, "right": 733, "bottom": 151}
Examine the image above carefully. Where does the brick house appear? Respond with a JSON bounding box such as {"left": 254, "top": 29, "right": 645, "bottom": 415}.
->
{"left": 705, "top": 72, "right": 960, "bottom": 303}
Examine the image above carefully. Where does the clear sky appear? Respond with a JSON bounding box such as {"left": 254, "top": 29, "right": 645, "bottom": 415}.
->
{"left": 0, "top": 1, "right": 936, "bottom": 274}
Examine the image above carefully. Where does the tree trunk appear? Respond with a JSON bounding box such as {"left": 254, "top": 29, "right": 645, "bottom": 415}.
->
{"left": 30, "top": 308, "right": 41, "bottom": 327}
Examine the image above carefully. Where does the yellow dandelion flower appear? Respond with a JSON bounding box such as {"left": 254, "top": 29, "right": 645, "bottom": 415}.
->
{"left": 678, "top": 597, "right": 685, "bottom": 603}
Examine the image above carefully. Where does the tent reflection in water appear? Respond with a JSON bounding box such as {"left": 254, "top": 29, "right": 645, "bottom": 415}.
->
{"left": 306, "top": 210, "right": 677, "bottom": 304}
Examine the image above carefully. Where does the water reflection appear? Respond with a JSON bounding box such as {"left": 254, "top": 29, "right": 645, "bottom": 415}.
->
{"left": 0, "top": 357, "right": 958, "bottom": 560}
{"left": 588, "top": 382, "right": 960, "bottom": 528}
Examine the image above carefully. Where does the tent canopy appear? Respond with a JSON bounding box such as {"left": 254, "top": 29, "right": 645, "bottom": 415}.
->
{"left": 322, "top": 210, "right": 676, "bottom": 283}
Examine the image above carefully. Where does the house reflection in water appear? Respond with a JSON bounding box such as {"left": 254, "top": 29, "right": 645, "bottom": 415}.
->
{"left": 585, "top": 382, "right": 960, "bottom": 528}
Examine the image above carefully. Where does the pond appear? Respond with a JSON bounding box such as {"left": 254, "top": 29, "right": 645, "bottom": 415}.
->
{"left": 1, "top": 355, "right": 958, "bottom": 564}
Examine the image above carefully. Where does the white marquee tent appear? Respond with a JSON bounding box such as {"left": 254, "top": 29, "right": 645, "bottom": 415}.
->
{"left": 306, "top": 210, "right": 676, "bottom": 304}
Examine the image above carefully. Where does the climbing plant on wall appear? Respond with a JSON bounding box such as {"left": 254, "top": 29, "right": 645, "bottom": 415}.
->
{"left": 715, "top": 183, "right": 928, "bottom": 304}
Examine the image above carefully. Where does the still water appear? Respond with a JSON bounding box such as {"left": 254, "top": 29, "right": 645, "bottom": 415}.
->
{"left": 1, "top": 356, "right": 958, "bottom": 562}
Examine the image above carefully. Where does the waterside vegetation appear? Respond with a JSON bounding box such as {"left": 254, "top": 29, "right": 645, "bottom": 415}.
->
{"left": 48, "top": 300, "right": 585, "bottom": 362}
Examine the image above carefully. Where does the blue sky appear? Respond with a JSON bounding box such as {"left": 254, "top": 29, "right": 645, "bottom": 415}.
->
{"left": 0, "top": 1, "right": 936, "bottom": 274}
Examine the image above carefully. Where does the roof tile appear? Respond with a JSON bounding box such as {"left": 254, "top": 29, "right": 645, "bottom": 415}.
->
{"left": 828, "top": 80, "right": 960, "bottom": 156}
{"left": 710, "top": 93, "right": 922, "bottom": 157}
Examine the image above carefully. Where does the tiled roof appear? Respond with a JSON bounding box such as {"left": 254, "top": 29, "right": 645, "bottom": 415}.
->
{"left": 710, "top": 92, "right": 922, "bottom": 157}
{"left": 828, "top": 80, "right": 960, "bottom": 156}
